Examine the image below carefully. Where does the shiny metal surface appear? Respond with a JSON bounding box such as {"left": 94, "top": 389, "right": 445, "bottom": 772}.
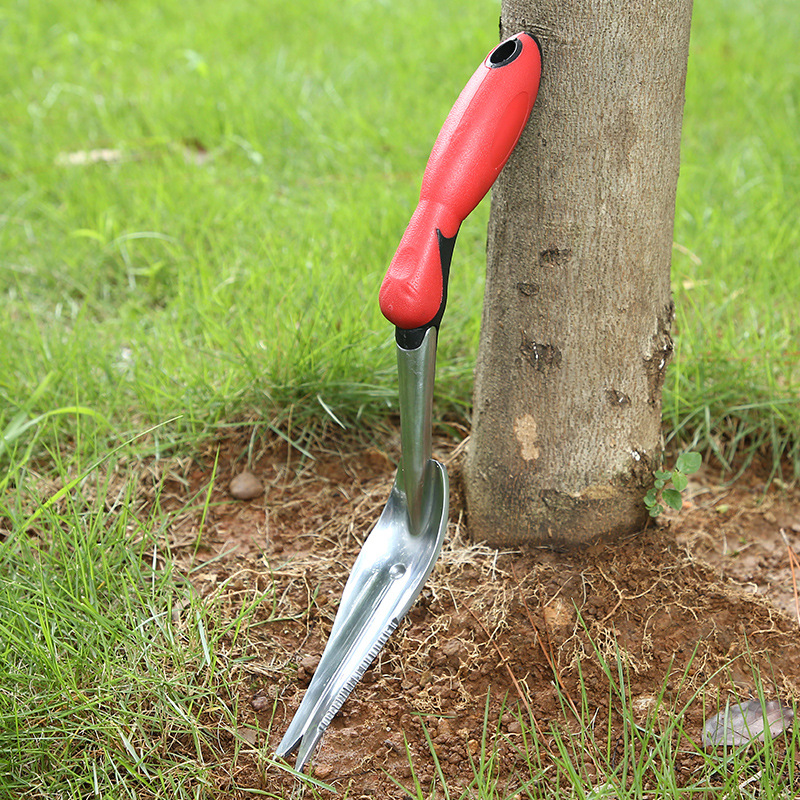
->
{"left": 396, "top": 327, "right": 437, "bottom": 534}
{"left": 274, "top": 328, "right": 449, "bottom": 772}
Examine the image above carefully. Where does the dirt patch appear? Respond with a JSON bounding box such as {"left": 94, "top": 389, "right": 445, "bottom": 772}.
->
{"left": 158, "top": 432, "right": 800, "bottom": 797}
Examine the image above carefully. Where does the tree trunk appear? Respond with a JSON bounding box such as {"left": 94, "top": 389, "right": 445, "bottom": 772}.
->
{"left": 465, "top": 0, "right": 693, "bottom": 547}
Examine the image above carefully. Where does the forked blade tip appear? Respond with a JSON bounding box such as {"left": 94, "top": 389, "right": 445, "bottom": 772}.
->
{"left": 273, "top": 721, "right": 325, "bottom": 774}
{"left": 273, "top": 729, "right": 301, "bottom": 761}
{"left": 295, "top": 737, "right": 319, "bottom": 774}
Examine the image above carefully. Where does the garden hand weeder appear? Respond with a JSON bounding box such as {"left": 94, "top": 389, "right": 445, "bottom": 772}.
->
{"left": 275, "top": 32, "right": 541, "bottom": 772}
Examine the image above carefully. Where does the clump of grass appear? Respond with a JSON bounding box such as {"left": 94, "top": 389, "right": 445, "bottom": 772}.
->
{"left": 0, "top": 437, "right": 283, "bottom": 798}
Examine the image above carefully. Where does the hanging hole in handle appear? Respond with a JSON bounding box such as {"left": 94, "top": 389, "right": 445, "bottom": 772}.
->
{"left": 488, "top": 37, "right": 522, "bottom": 68}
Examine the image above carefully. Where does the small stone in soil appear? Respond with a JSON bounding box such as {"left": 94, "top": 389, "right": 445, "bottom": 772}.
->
{"left": 250, "top": 694, "right": 270, "bottom": 711}
{"left": 702, "top": 699, "right": 794, "bottom": 746}
{"left": 298, "top": 654, "right": 321, "bottom": 683}
{"left": 229, "top": 471, "right": 263, "bottom": 500}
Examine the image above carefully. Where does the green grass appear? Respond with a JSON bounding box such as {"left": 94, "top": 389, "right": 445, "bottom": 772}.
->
{"left": 1, "top": 0, "right": 800, "bottom": 796}
{"left": 0, "top": 0, "right": 498, "bottom": 463}
{"left": 0, "top": 445, "right": 220, "bottom": 795}
{"left": 0, "top": 430, "right": 290, "bottom": 797}
{"left": 669, "top": 0, "right": 800, "bottom": 476}
{"left": 2, "top": 0, "right": 796, "bottom": 471}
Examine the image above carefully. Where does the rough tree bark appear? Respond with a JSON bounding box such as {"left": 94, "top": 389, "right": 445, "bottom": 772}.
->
{"left": 465, "top": 0, "right": 694, "bottom": 547}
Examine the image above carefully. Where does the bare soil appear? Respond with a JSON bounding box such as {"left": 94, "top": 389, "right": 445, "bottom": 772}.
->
{"left": 161, "top": 432, "right": 800, "bottom": 797}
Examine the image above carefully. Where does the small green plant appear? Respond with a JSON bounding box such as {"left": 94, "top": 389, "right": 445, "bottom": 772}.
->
{"left": 645, "top": 451, "right": 702, "bottom": 517}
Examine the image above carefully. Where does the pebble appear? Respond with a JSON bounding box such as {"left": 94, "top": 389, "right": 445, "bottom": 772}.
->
{"left": 314, "top": 764, "right": 333, "bottom": 780}
{"left": 435, "top": 718, "right": 454, "bottom": 739}
{"left": 250, "top": 694, "right": 270, "bottom": 712}
{"left": 298, "top": 654, "right": 321, "bottom": 680}
{"left": 229, "top": 471, "right": 263, "bottom": 500}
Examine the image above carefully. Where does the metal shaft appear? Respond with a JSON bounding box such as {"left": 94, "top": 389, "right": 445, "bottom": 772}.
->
{"left": 395, "top": 327, "right": 437, "bottom": 534}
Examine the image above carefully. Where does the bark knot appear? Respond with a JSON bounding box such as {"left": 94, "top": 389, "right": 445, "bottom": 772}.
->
{"left": 538, "top": 248, "right": 572, "bottom": 267}
{"left": 606, "top": 388, "right": 631, "bottom": 408}
{"left": 520, "top": 332, "right": 562, "bottom": 373}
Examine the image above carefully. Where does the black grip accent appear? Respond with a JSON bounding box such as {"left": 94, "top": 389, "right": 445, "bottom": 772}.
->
{"left": 526, "top": 32, "right": 543, "bottom": 63}
{"left": 395, "top": 229, "right": 458, "bottom": 350}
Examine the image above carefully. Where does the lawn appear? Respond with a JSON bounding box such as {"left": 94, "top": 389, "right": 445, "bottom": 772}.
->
{"left": 1, "top": 0, "right": 799, "bottom": 796}
{"left": 2, "top": 0, "right": 796, "bottom": 469}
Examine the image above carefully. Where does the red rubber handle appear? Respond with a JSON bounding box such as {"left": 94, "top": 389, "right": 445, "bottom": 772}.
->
{"left": 379, "top": 32, "right": 542, "bottom": 334}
